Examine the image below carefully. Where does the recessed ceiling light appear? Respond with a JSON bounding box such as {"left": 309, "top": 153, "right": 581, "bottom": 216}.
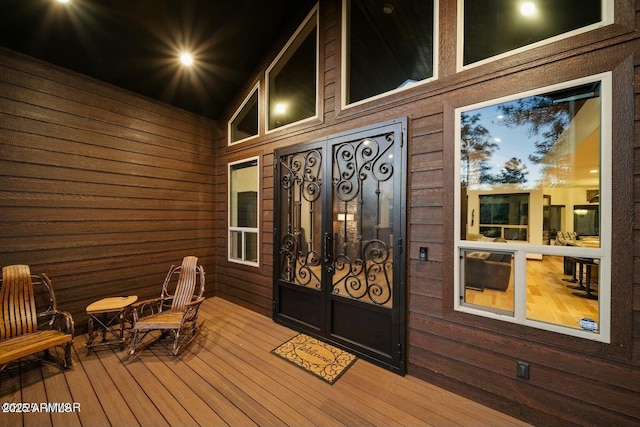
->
{"left": 520, "top": 2, "right": 536, "bottom": 17}
{"left": 57, "top": 0, "right": 70, "bottom": 3}
{"left": 274, "top": 103, "right": 287, "bottom": 115}
{"left": 179, "top": 52, "right": 194, "bottom": 66}
{"left": 383, "top": 4, "right": 394, "bottom": 14}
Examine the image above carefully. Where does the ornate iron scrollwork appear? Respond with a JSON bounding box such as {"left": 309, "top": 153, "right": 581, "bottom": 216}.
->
{"left": 278, "top": 150, "right": 322, "bottom": 289}
{"left": 331, "top": 133, "right": 395, "bottom": 306}
{"left": 332, "top": 239, "right": 392, "bottom": 305}
{"left": 333, "top": 136, "right": 394, "bottom": 202}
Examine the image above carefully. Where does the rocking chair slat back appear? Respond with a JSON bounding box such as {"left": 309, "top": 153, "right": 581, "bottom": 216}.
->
{"left": 1, "top": 265, "right": 37, "bottom": 340}
{"left": 171, "top": 256, "right": 198, "bottom": 311}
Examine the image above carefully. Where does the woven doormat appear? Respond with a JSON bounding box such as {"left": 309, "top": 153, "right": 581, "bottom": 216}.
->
{"left": 272, "top": 333, "right": 357, "bottom": 384}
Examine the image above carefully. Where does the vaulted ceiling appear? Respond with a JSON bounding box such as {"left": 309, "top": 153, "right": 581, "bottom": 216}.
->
{"left": 0, "top": 0, "right": 316, "bottom": 119}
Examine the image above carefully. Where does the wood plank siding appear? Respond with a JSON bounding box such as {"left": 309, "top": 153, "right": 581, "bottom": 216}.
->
{"left": 0, "top": 48, "right": 218, "bottom": 330}
{"left": 2, "top": 1, "right": 640, "bottom": 426}
{"left": 0, "top": 297, "right": 530, "bottom": 427}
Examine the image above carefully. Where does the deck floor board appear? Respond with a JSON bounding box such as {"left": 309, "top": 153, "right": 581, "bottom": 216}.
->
{"left": 0, "top": 297, "right": 531, "bottom": 427}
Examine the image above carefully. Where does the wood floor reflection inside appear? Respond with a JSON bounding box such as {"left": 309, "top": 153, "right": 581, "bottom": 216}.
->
{"left": 464, "top": 255, "right": 599, "bottom": 330}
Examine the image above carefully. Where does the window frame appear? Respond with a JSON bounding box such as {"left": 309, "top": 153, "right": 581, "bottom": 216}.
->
{"left": 228, "top": 156, "right": 260, "bottom": 267}
{"left": 456, "top": 0, "right": 614, "bottom": 72}
{"left": 453, "top": 73, "right": 613, "bottom": 343}
{"left": 265, "top": 4, "right": 319, "bottom": 133}
{"left": 340, "top": 0, "right": 439, "bottom": 110}
{"left": 228, "top": 83, "right": 260, "bottom": 145}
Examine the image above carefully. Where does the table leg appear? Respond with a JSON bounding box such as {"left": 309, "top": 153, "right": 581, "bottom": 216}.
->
{"left": 566, "top": 260, "right": 586, "bottom": 290}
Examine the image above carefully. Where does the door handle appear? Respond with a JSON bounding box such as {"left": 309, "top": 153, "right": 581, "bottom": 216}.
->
{"left": 323, "top": 232, "right": 333, "bottom": 273}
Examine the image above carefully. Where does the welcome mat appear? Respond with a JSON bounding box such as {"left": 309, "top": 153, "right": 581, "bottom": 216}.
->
{"left": 272, "top": 333, "right": 357, "bottom": 384}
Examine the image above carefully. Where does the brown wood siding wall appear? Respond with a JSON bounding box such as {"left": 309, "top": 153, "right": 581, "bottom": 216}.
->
{"left": 2, "top": 0, "right": 637, "bottom": 425}
{"left": 213, "top": 1, "right": 640, "bottom": 425}
{"left": 0, "top": 49, "right": 217, "bottom": 331}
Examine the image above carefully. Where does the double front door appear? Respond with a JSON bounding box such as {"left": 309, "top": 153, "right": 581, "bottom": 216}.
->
{"left": 273, "top": 119, "right": 407, "bottom": 374}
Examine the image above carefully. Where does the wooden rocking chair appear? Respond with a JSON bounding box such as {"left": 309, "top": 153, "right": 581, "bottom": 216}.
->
{"left": 0, "top": 265, "right": 74, "bottom": 371}
{"left": 129, "top": 256, "right": 205, "bottom": 356}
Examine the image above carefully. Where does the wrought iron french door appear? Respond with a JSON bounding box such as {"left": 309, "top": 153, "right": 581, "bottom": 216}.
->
{"left": 273, "top": 119, "right": 406, "bottom": 374}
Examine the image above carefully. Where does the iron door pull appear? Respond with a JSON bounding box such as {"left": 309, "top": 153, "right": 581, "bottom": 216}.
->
{"left": 323, "top": 232, "right": 333, "bottom": 273}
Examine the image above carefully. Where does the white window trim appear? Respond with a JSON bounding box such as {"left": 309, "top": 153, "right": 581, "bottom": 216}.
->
{"left": 456, "top": 0, "right": 614, "bottom": 72}
{"left": 265, "top": 4, "right": 319, "bottom": 133}
{"left": 453, "top": 73, "right": 612, "bottom": 343}
{"left": 340, "top": 0, "right": 439, "bottom": 110}
{"left": 228, "top": 156, "right": 260, "bottom": 267}
{"left": 228, "top": 82, "right": 260, "bottom": 146}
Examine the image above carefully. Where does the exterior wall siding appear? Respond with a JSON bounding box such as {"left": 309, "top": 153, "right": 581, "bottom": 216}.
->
{"left": 0, "top": 0, "right": 638, "bottom": 425}
{"left": 0, "top": 48, "right": 217, "bottom": 331}
{"left": 214, "top": 1, "right": 640, "bottom": 425}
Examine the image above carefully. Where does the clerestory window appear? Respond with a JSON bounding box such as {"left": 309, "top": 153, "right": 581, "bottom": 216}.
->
{"left": 459, "top": 0, "right": 611, "bottom": 69}
{"left": 342, "top": 0, "right": 436, "bottom": 107}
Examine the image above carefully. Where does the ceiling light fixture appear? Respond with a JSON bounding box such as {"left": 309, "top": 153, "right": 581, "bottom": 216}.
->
{"left": 274, "top": 103, "right": 287, "bottom": 115}
{"left": 520, "top": 2, "right": 536, "bottom": 17}
{"left": 56, "top": 0, "right": 70, "bottom": 3}
{"left": 179, "top": 52, "right": 194, "bottom": 66}
{"left": 383, "top": 4, "right": 394, "bottom": 14}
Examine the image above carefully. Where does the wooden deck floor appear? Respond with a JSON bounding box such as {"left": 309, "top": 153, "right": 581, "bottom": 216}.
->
{"left": 0, "top": 297, "right": 531, "bottom": 427}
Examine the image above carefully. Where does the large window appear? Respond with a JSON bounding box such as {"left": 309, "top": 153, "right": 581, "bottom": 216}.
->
{"left": 459, "top": 0, "right": 611, "bottom": 69}
{"left": 266, "top": 6, "right": 318, "bottom": 131}
{"left": 229, "top": 85, "right": 259, "bottom": 145}
{"left": 342, "top": 0, "right": 436, "bottom": 106}
{"left": 455, "top": 74, "right": 611, "bottom": 342}
{"left": 229, "top": 158, "right": 259, "bottom": 266}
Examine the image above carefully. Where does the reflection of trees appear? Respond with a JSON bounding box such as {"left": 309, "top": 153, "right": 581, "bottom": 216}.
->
{"left": 498, "top": 96, "right": 578, "bottom": 164}
{"left": 492, "top": 157, "right": 528, "bottom": 184}
{"left": 461, "top": 113, "right": 497, "bottom": 186}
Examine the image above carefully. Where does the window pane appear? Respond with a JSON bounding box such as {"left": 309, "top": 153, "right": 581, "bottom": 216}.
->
{"left": 526, "top": 254, "right": 600, "bottom": 333}
{"left": 463, "top": 0, "right": 602, "bottom": 65}
{"left": 268, "top": 11, "right": 317, "bottom": 130}
{"left": 244, "top": 232, "right": 258, "bottom": 263}
{"left": 461, "top": 82, "right": 601, "bottom": 247}
{"left": 230, "top": 230, "right": 243, "bottom": 260}
{"left": 230, "top": 89, "right": 258, "bottom": 143}
{"left": 345, "top": 0, "right": 435, "bottom": 104}
{"left": 479, "top": 194, "right": 529, "bottom": 241}
{"left": 461, "top": 249, "right": 514, "bottom": 314}
{"left": 230, "top": 160, "right": 258, "bottom": 228}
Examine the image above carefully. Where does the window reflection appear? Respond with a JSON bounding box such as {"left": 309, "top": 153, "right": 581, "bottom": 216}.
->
{"left": 229, "top": 88, "right": 258, "bottom": 144}
{"left": 268, "top": 9, "right": 317, "bottom": 130}
{"left": 463, "top": 0, "right": 603, "bottom": 66}
{"left": 345, "top": 0, "right": 435, "bottom": 104}
{"left": 461, "top": 81, "right": 601, "bottom": 247}
{"left": 526, "top": 254, "right": 599, "bottom": 330}
{"left": 457, "top": 77, "right": 607, "bottom": 339}
{"left": 461, "top": 249, "right": 514, "bottom": 314}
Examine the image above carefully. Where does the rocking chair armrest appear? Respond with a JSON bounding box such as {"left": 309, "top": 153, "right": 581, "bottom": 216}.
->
{"left": 130, "top": 297, "right": 163, "bottom": 311}
{"left": 184, "top": 296, "right": 205, "bottom": 308}
{"left": 38, "top": 310, "right": 75, "bottom": 336}
{"left": 130, "top": 297, "right": 164, "bottom": 321}
{"left": 181, "top": 297, "right": 205, "bottom": 323}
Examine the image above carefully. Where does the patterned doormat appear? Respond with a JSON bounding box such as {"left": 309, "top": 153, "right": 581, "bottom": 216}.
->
{"left": 272, "top": 333, "right": 357, "bottom": 384}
